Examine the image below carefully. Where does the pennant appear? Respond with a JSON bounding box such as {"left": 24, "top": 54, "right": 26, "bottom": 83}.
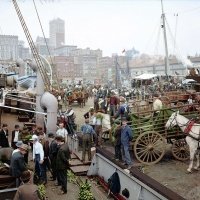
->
{"left": 122, "top": 49, "right": 125, "bottom": 53}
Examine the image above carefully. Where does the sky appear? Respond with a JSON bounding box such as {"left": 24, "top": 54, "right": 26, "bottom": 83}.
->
{"left": 1, "top": 0, "right": 200, "bottom": 57}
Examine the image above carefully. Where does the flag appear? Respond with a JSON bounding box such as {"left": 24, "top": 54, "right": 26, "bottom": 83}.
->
{"left": 122, "top": 49, "right": 125, "bottom": 53}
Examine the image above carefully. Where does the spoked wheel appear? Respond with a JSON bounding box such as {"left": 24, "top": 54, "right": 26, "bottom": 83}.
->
{"left": 172, "top": 139, "right": 190, "bottom": 161}
{"left": 134, "top": 131, "right": 166, "bottom": 165}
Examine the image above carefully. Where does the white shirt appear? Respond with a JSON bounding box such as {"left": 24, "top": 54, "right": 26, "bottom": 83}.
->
{"left": 33, "top": 141, "right": 44, "bottom": 160}
{"left": 12, "top": 149, "right": 20, "bottom": 155}
{"left": 13, "top": 131, "right": 19, "bottom": 142}
{"left": 188, "top": 98, "right": 193, "bottom": 104}
{"left": 153, "top": 99, "right": 163, "bottom": 113}
{"left": 56, "top": 128, "right": 68, "bottom": 138}
{"left": 93, "top": 117, "right": 102, "bottom": 125}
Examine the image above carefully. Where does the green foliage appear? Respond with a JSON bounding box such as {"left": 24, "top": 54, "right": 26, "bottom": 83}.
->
{"left": 95, "top": 114, "right": 103, "bottom": 120}
{"left": 24, "top": 134, "right": 32, "bottom": 139}
{"left": 33, "top": 173, "right": 39, "bottom": 185}
{"left": 38, "top": 184, "right": 46, "bottom": 197}
{"left": 78, "top": 182, "right": 94, "bottom": 200}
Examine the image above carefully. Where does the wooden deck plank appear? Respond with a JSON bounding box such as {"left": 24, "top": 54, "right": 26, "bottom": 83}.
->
{"left": 70, "top": 159, "right": 85, "bottom": 166}
{"left": 73, "top": 151, "right": 91, "bottom": 164}
{"left": 70, "top": 165, "right": 90, "bottom": 176}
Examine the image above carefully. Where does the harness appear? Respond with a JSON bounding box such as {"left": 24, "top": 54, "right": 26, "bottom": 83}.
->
{"left": 168, "top": 113, "right": 200, "bottom": 147}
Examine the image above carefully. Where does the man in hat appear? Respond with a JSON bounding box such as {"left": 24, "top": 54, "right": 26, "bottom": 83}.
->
{"left": 93, "top": 110, "right": 104, "bottom": 148}
{"left": 153, "top": 94, "right": 162, "bottom": 120}
{"left": 11, "top": 124, "right": 20, "bottom": 149}
{"left": 81, "top": 119, "right": 95, "bottom": 162}
{"left": 83, "top": 107, "right": 95, "bottom": 125}
{"left": 103, "top": 86, "right": 111, "bottom": 99}
{"left": 0, "top": 124, "right": 9, "bottom": 148}
{"left": 9, "top": 144, "right": 28, "bottom": 187}
{"left": 109, "top": 92, "right": 118, "bottom": 117}
{"left": 56, "top": 135, "right": 71, "bottom": 194}
{"left": 12, "top": 141, "right": 23, "bottom": 155}
{"left": 30, "top": 135, "right": 46, "bottom": 185}
{"left": 113, "top": 120, "right": 122, "bottom": 161}
{"left": 48, "top": 133, "right": 58, "bottom": 181}
{"left": 100, "top": 97, "right": 110, "bottom": 114}
{"left": 114, "top": 98, "right": 130, "bottom": 121}
{"left": 18, "top": 127, "right": 30, "bottom": 164}
{"left": 121, "top": 117, "right": 133, "bottom": 170}
{"left": 13, "top": 170, "right": 42, "bottom": 200}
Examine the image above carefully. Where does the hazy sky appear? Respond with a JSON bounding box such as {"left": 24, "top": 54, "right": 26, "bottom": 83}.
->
{"left": 1, "top": 0, "right": 200, "bottom": 57}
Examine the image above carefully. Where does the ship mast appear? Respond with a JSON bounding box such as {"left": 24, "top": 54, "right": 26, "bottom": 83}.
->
{"left": 161, "top": 0, "right": 170, "bottom": 75}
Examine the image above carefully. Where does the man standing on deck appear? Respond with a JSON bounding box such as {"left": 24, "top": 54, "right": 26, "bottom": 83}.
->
{"left": 121, "top": 117, "right": 133, "bottom": 170}
{"left": 0, "top": 124, "right": 9, "bottom": 148}
{"left": 109, "top": 92, "right": 118, "bottom": 117}
{"left": 114, "top": 99, "right": 130, "bottom": 121}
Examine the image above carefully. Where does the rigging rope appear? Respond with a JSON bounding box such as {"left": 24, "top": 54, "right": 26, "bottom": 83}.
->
{"left": 173, "top": 14, "right": 178, "bottom": 56}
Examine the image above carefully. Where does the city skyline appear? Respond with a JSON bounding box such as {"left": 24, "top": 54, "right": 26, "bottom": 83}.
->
{"left": 0, "top": 0, "right": 200, "bottom": 57}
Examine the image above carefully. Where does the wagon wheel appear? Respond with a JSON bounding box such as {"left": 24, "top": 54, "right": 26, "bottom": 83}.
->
{"left": 134, "top": 131, "right": 166, "bottom": 165}
{"left": 172, "top": 139, "right": 190, "bottom": 161}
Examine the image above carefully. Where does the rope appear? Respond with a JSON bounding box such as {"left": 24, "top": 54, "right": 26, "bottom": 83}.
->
{"left": 142, "top": 17, "right": 161, "bottom": 55}
{"left": 32, "top": 0, "right": 55, "bottom": 88}
{"left": 173, "top": 14, "right": 178, "bottom": 56}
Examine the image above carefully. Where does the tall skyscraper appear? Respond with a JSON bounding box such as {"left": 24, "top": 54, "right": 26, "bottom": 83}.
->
{"left": 49, "top": 18, "right": 65, "bottom": 48}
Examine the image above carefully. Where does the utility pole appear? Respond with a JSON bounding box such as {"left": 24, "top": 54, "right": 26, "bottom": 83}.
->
{"left": 115, "top": 56, "right": 118, "bottom": 89}
{"left": 161, "top": 0, "right": 170, "bottom": 75}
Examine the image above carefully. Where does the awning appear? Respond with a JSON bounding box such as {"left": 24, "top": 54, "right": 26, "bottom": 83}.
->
{"left": 134, "top": 74, "right": 158, "bottom": 80}
{"left": 182, "top": 79, "right": 197, "bottom": 84}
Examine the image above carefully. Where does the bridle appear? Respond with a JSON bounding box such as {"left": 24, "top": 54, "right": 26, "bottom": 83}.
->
{"left": 168, "top": 112, "right": 178, "bottom": 130}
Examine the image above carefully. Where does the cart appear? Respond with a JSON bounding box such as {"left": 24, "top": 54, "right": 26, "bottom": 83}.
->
{"left": 110, "top": 103, "right": 199, "bottom": 165}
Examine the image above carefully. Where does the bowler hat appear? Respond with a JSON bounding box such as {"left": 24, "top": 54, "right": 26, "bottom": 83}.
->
{"left": 2, "top": 124, "right": 8, "bottom": 127}
{"left": 16, "top": 141, "right": 23, "bottom": 148}
{"left": 20, "top": 171, "right": 31, "bottom": 181}
{"left": 121, "top": 117, "right": 127, "bottom": 122}
{"left": 15, "top": 124, "right": 20, "bottom": 128}
{"left": 48, "top": 133, "right": 54, "bottom": 138}
{"left": 122, "top": 188, "right": 130, "bottom": 198}
{"left": 20, "top": 144, "right": 28, "bottom": 151}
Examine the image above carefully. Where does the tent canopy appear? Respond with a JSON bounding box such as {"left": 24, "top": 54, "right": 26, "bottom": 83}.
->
{"left": 182, "top": 79, "right": 197, "bottom": 84}
{"left": 135, "top": 74, "right": 158, "bottom": 80}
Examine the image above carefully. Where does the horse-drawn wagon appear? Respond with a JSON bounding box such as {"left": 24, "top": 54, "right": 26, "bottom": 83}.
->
{"left": 110, "top": 103, "right": 200, "bottom": 166}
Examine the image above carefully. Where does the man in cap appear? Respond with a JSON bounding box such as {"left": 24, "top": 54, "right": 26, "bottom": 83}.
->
{"left": 100, "top": 97, "right": 110, "bottom": 114}
{"left": 113, "top": 119, "right": 122, "bottom": 161}
{"left": 11, "top": 124, "right": 20, "bottom": 149}
{"left": 9, "top": 144, "right": 28, "bottom": 187}
{"left": 56, "top": 135, "right": 71, "bottom": 194}
{"left": 30, "top": 135, "right": 46, "bottom": 185}
{"left": 109, "top": 92, "right": 118, "bottom": 117}
{"left": 121, "top": 117, "right": 133, "bottom": 170}
{"left": 81, "top": 119, "right": 95, "bottom": 162}
{"left": 64, "top": 105, "right": 76, "bottom": 135}
{"left": 48, "top": 133, "right": 57, "bottom": 181}
{"left": 12, "top": 141, "right": 23, "bottom": 155}
{"left": 0, "top": 124, "right": 9, "bottom": 148}
{"left": 114, "top": 98, "right": 130, "bottom": 121}
{"left": 13, "top": 170, "right": 42, "bottom": 200}
{"left": 56, "top": 122, "right": 68, "bottom": 143}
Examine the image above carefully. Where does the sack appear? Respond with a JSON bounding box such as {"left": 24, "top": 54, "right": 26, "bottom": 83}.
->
{"left": 108, "top": 172, "right": 121, "bottom": 194}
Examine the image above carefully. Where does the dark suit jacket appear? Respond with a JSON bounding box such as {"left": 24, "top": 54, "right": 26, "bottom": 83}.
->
{"left": 49, "top": 139, "right": 57, "bottom": 160}
{"left": 0, "top": 129, "right": 9, "bottom": 147}
{"left": 56, "top": 143, "right": 71, "bottom": 170}
{"left": 9, "top": 151, "right": 27, "bottom": 178}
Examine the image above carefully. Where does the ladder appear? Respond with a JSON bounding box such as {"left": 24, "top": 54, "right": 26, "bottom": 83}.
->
{"left": 12, "top": 0, "right": 51, "bottom": 91}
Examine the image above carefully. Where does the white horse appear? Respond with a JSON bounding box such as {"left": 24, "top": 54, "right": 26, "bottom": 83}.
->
{"left": 165, "top": 111, "right": 200, "bottom": 173}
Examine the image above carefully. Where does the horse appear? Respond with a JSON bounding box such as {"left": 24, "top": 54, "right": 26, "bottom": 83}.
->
{"left": 165, "top": 111, "right": 200, "bottom": 173}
